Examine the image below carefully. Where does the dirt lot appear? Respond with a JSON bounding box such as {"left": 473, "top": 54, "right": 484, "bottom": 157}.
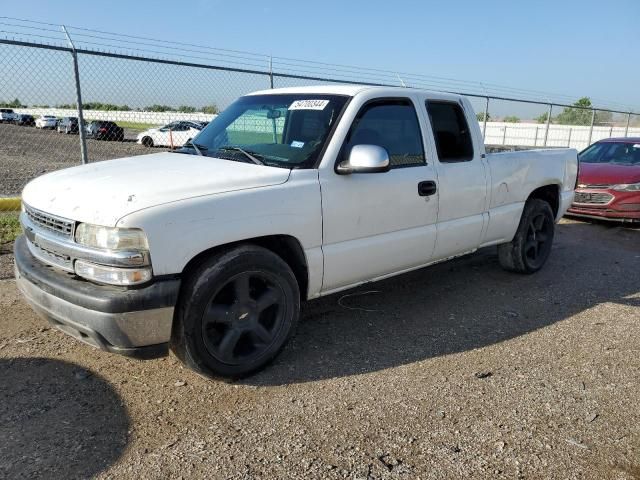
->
{"left": 0, "top": 218, "right": 638, "bottom": 479}
{"left": 0, "top": 122, "right": 167, "bottom": 196}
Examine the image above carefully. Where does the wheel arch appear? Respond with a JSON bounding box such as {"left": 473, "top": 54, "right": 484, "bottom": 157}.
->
{"left": 180, "top": 234, "right": 310, "bottom": 301}
{"left": 527, "top": 184, "right": 560, "bottom": 219}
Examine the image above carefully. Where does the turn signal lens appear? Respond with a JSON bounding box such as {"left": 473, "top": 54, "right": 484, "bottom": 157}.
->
{"left": 74, "top": 260, "right": 152, "bottom": 286}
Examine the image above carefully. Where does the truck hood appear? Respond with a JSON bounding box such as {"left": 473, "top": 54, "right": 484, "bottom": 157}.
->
{"left": 22, "top": 152, "right": 291, "bottom": 226}
{"left": 578, "top": 162, "right": 640, "bottom": 186}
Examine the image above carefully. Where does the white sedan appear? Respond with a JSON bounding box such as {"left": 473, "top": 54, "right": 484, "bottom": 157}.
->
{"left": 35, "top": 115, "right": 58, "bottom": 129}
{"left": 136, "top": 121, "right": 207, "bottom": 148}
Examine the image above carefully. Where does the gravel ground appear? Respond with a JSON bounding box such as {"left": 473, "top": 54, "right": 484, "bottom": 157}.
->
{"left": 0, "top": 123, "right": 167, "bottom": 196}
{"left": 0, "top": 218, "right": 638, "bottom": 479}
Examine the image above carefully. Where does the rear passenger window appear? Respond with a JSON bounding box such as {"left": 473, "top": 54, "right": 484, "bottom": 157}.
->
{"left": 345, "top": 99, "right": 425, "bottom": 167}
{"left": 426, "top": 101, "right": 474, "bottom": 162}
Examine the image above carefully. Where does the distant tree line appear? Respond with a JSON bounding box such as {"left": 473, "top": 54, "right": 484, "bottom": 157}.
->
{"left": 535, "top": 98, "right": 613, "bottom": 125}
{"left": 0, "top": 98, "right": 219, "bottom": 114}
{"left": 477, "top": 97, "right": 618, "bottom": 125}
{"left": 0, "top": 98, "right": 25, "bottom": 108}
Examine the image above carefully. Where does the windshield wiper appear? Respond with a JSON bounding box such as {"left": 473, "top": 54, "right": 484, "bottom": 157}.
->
{"left": 182, "top": 139, "right": 208, "bottom": 156}
{"left": 217, "top": 146, "right": 264, "bottom": 165}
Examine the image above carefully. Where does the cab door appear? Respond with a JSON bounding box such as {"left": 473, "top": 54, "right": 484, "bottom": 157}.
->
{"left": 319, "top": 96, "right": 439, "bottom": 293}
{"left": 420, "top": 96, "right": 489, "bottom": 259}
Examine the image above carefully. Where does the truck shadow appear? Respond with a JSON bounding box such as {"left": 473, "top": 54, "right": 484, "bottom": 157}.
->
{"left": 0, "top": 357, "right": 129, "bottom": 479}
{"left": 245, "top": 221, "right": 640, "bottom": 386}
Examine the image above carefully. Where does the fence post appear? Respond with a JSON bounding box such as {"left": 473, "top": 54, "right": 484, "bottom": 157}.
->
{"left": 502, "top": 126, "right": 507, "bottom": 145}
{"left": 269, "top": 56, "right": 274, "bottom": 89}
{"left": 543, "top": 104, "right": 552, "bottom": 146}
{"left": 567, "top": 128, "right": 572, "bottom": 148}
{"left": 62, "top": 25, "right": 88, "bottom": 165}
{"left": 625, "top": 112, "right": 631, "bottom": 137}
{"left": 587, "top": 109, "right": 596, "bottom": 146}
{"left": 482, "top": 97, "right": 489, "bottom": 139}
{"left": 534, "top": 126, "right": 539, "bottom": 146}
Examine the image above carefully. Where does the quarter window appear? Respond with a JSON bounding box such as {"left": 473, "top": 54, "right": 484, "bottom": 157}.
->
{"left": 426, "top": 101, "right": 474, "bottom": 162}
{"left": 345, "top": 99, "right": 425, "bottom": 167}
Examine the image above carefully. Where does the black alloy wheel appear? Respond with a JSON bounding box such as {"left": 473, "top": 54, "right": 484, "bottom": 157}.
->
{"left": 201, "top": 271, "right": 287, "bottom": 365}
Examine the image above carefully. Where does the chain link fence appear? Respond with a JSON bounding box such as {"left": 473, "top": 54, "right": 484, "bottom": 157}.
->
{"left": 1, "top": 20, "right": 639, "bottom": 207}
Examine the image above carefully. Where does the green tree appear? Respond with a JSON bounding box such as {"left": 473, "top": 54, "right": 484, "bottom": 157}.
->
{"left": 476, "top": 111, "right": 490, "bottom": 122}
{"left": 0, "top": 98, "right": 24, "bottom": 108}
{"left": 145, "top": 104, "right": 175, "bottom": 112}
{"left": 555, "top": 97, "right": 593, "bottom": 125}
{"left": 202, "top": 104, "right": 219, "bottom": 115}
{"left": 178, "top": 105, "right": 197, "bottom": 113}
{"left": 503, "top": 115, "right": 520, "bottom": 123}
{"left": 535, "top": 112, "right": 549, "bottom": 124}
{"left": 595, "top": 110, "right": 613, "bottom": 125}
{"left": 81, "top": 102, "right": 131, "bottom": 111}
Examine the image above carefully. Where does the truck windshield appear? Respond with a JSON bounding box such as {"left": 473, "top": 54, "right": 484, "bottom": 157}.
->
{"left": 181, "top": 94, "right": 349, "bottom": 168}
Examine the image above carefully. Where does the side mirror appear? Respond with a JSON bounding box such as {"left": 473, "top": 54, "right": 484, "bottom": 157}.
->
{"left": 336, "top": 144, "right": 390, "bottom": 175}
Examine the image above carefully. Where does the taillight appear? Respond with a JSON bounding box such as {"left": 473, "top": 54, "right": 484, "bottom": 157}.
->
{"left": 99, "top": 127, "right": 108, "bottom": 132}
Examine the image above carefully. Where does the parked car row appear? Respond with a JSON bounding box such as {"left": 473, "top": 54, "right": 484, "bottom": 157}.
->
{"left": 2, "top": 111, "right": 126, "bottom": 141}
{"left": 3, "top": 109, "right": 209, "bottom": 145}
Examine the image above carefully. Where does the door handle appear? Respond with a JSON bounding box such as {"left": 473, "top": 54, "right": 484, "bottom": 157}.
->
{"left": 418, "top": 180, "right": 437, "bottom": 197}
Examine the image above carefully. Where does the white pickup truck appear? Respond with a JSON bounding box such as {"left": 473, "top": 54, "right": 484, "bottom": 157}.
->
{"left": 15, "top": 86, "right": 578, "bottom": 377}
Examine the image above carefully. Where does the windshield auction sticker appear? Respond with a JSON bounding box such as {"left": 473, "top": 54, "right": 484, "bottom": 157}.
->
{"left": 288, "top": 99, "right": 329, "bottom": 111}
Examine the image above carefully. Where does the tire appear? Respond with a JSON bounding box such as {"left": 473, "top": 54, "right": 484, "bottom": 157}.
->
{"left": 498, "top": 198, "right": 555, "bottom": 274}
{"left": 171, "top": 245, "right": 300, "bottom": 378}
{"left": 141, "top": 136, "right": 153, "bottom": 147}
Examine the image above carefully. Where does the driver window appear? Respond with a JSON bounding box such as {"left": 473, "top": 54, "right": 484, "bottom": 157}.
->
{"left": 344, "top": 99, "right": 425, "bottom": 168}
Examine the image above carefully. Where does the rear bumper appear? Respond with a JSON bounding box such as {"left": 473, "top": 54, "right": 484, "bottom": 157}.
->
{"left": 14, "top": 235, "right": 180, "bottom": 358}
{"left": 566, "top": 209, "right": 640, "bottom": 222}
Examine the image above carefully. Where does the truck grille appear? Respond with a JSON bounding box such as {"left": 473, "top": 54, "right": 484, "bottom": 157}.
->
{"left": 574, "top": 192, "right": 613, "bottom": 205}
{"left": 24, "top": 204, "right": 74, "bottom": 237}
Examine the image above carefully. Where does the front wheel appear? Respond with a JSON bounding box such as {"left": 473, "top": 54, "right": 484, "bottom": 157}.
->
{"left": 171, "top": 245, "right": 300, "bottom": 378}
{"left": 498, "top": 198, "right": 555, "bottom": 274}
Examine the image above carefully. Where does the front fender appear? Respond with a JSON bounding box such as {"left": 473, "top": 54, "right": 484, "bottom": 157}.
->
{"left": 116, "top": 170, "right": 325, "bottom": 298}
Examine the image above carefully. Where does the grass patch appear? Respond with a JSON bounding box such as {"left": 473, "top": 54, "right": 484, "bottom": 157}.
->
{"left": 0, "top": 212, "right": 21, "bottom": 244}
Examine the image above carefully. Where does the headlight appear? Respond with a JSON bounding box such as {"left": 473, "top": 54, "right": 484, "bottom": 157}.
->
{"left": 611, "top": 182, "right": 640, "bottom": 192}
{"left": 75, "top": 259, "right": 152, "bottom": 286}
{"left": 75, "top": 223, "right": 149, "bottom": 250}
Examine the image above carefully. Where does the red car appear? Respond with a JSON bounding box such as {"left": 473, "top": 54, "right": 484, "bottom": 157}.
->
{"left": 567, "top": 138, "right": 640, "bottom": 223}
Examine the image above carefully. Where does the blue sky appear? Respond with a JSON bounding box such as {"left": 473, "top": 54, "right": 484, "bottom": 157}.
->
{"left": 3, "top": 0, "right": 639, "bottom": 113}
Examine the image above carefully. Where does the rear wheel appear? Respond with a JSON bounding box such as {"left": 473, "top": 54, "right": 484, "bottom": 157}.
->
{"left": 171, "top": 245, "right": 300, "bottom": 378}
{"left": 141, "top": 136, "right": 154, "bottom": 147}
{"left": 498, "top": 198, "right": 555, "bottom": 274}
